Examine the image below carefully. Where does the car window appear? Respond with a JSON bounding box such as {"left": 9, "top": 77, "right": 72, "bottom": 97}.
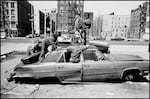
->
{"left": 43, "top": 51, "right": 62, "bottom": 62}
{"left": 83, "top": 50, "right": 98, "bottom": 61}
{"left": 58, "top": 55, "right": 65, "bottom": 63}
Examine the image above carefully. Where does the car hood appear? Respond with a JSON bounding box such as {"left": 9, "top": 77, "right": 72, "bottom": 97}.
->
{"left": 107, "top": 54, "right": 146, "bottom": 61}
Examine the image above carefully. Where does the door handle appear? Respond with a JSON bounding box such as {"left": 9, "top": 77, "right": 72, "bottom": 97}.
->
{"left": 84, "top": 65, "right": 90, "bottom": 67}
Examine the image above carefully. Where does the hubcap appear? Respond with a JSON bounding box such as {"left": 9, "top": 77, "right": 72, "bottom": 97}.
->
{"left": 125, "top": 74, "right": 134, "bottom": 81}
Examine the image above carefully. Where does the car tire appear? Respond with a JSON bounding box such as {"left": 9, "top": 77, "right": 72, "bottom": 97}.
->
{"left": 123, "top": 73, "right": 134, "bottom": 81}
{"left": 122, "top": 71, "right": 140, "bottom": 81}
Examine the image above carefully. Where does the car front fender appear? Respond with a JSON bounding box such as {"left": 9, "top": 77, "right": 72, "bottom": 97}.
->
{"left": 120, "top": 67, "right": 142, "bottom": 79}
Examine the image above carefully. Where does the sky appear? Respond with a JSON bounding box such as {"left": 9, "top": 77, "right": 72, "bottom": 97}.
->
{"left": 30, "top": 1, "right": 146, "bottom": 17}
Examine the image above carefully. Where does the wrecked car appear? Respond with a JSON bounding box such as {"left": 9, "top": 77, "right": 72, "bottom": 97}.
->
{"left": 7, "top": 45, "right": 149, "bottom": 83}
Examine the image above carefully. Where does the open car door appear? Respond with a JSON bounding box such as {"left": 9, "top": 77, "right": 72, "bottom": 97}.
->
{"left": 55, "top": 52, "right": 82, "bottom": 83}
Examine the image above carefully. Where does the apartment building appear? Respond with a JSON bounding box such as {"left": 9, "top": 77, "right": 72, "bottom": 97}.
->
{"left": 130, "top": 2, "right": 148, "bottom": 39}
{"left": 101, "top": 14, "right": 130, "bottom": 39}
{"left": 1, "top": 0, "right": 32, "bottom": 37}
{"left": 0, "top": 0, "right": 9, "bottom": 37}
{"left": 143, "top": 1, "right": 149, "bottom": 41}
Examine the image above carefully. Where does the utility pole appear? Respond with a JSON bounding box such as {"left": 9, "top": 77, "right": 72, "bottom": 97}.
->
{"left": 31, "top": 5, "right": 34, "bottom": 39}
{"left": 29, "top": 1, "right": 35, "bottom": 42}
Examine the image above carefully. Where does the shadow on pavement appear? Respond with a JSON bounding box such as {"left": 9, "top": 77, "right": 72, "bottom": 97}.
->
{"left": 13, "top": 76, "right": 149, "bottom": 85}
{"left": 15, "top": 77, "right": 61, "bottom": 84}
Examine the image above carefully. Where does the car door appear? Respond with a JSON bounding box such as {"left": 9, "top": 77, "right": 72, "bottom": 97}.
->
{"left": 55, "top": 53, "right": 82, "bottom": 82}
{"left": 82, "top": 50, "right": 115, "bottom": 81}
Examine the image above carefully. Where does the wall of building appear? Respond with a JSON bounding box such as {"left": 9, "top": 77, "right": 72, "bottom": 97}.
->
{"left": 1, "top": 0, "right": 18, "bottom": 37}
{"left": 130, "top": 2, "right": 148, "bottom": 39}
{"left": 145, "top": 1, "right": 149, "bottom": 34}
{"left": 17, "top": 0, "right": 32, "bottom": 37}
{"left": 0, "top": 0, "right": 9, "bottom": 37}
{"left": 101, "top": 14, "right": 130, "bottom": 39}
{"left": 34, "top": 6, "right": 40, "bottom": 34}
{"left": 39, "top": 10, "right": 45, "bottom": 35}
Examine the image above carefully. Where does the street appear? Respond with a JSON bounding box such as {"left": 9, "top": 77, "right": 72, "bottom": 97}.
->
{"left": 0, "top": 39, "right": 149, "bottom": 98}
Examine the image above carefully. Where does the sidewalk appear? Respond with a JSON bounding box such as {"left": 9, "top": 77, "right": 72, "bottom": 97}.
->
{"left": 7, "top": 37, "right": 26, "bottom": 39}
{"left": 1, "top": 43, "right": 33, "bottom": 56}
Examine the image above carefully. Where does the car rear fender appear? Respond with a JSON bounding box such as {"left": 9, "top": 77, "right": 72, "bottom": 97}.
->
{"left": 120, "top": 67, "right": 142, "bottom": 79}
{"left": 13, "top": 72, "right": 33, "bottom": 78}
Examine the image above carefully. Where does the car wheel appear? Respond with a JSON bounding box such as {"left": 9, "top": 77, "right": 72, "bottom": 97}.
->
{"left": 122, "top": 70, "right": 141, "bottom": 81}
{"left": 124, "top": 73, "right": 134, "bottom": 81}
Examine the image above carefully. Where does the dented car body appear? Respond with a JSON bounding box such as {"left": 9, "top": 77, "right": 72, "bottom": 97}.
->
{"left": 8, "top": 46, "right": 149, "bottom": 83}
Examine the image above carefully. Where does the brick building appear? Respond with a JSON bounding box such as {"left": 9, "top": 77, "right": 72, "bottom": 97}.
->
{"left": 130, "top": 2, "right": 148, "bottom": 39}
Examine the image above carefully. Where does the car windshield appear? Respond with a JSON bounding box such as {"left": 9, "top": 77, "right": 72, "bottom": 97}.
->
{"left": 43, "top": 51, "right": 62, "bottom": 62}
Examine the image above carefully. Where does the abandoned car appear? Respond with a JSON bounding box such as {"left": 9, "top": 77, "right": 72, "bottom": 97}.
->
{"left": 7, "top": 45, "right": 149, "bottom": 83}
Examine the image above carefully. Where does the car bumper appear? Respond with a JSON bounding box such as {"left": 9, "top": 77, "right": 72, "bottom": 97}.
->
{"left": 143, "top": 70, "right": 149, "bottom": 76}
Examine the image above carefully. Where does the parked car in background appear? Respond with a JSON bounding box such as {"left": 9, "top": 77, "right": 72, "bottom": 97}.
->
{"left": 143, "top": 34, "right": 149, "bottom": 42}
{"left": 126, "top": 38, "right": 140, "bottom": 42}
{"left": 26, "top": 34, "right": 33, "bottom": 38}
{"left": 7, "top": 45, "right": 149, "bottom": 83}
{"left": 111, "top": 37, "right": 125, "bottom": 41}
{"left": 0, "top": 35, "right": 7, "bottom": 39}
{"left": 0, "top": 32, "right": 7, "bottom": 39}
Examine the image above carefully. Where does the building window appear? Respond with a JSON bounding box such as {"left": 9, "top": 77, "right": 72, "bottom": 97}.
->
{"left": 116, "top": 29, "right": 118, "bottom": 32}
{"left": 11, "top": 2, "right": 15, "bottom": 8}
{"left": 6, "top": 9, "right": 9, "bottom": 15}
{"left": 11, "top": 9, "right": 15, "bottom": 15}
{"left": 60, "top": 0, "right": 64, "bottom": 3}
{"left": 6, "top": 2, "right": 9, "bottom": 7}
{"left": 111, "top": 29, "right": 114, "bottom": 32}
{"left": 11, "top": 16, "right": 15, "bottom": 21}
{"left": 11, "top": 21, "right": 16, "bottom": 28}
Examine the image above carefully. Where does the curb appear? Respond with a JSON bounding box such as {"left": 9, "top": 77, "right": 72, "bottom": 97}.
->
{"left": 1, "top": 51, "right": 26, "bottom": 60}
